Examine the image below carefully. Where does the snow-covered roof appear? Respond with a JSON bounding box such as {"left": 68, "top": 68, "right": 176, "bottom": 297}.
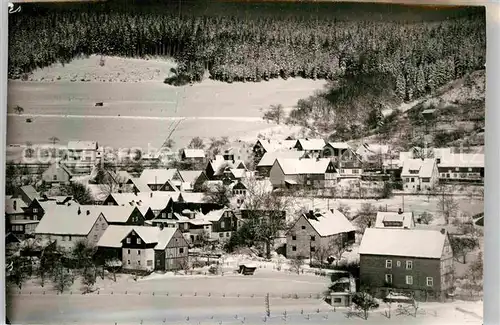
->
{"left": 128, "top": 177, "right": 152, "bottom": 192}
{"left": 296, "top": 139, "right": 326, "bottom": 151}
{"left": 256, "top": 139, "right": 296, "bottom": 153}
{"left": 374, "top": 211, "right": 414, "bottom": 229}
{"left": 35, "top": 204, "right": 103, "bottom": 236}
{"left": 303, "top": 210, "right": 355, "bottom": 237}
{"left": 5, "top": 197, "right": 27, "bottom": 214}
{"left": 67, "top": 141, "right": 97, "bottom": 150}
{"left": 275, "top": 158, "right": 332, "bottom": 175}
{"left": 359, "top": 228, "right": 447, "bottom": 259}
{"left": 97, "top": 225, "right": 136, "bottom": 248}
{"left": 107, "top": 192, "right": 179, "bottom": 211}
{"left": 155, "top": 228, "right": 179, "bottom": 250}
{"left": 129, "top": 227, "right": 163, "bottom": 244}
{"left": 188, "top": 219, "right": 212, "bottom": 226}
{"left": 79, "top": 205, "right": 137, "bottom": 223}
{"left": 210, "top": 157, "right": 246, "bottom": 176}
{"left": 179, "top": 192, "right": 206, "bottom": 204}
{"left": 257, "top": 150, "right": 306, "bottom": 167}
{"left": 139, "top": 169, "right": 182, "bottom": 186}
{"left": 179, "top": 170, "right": 204, "bottom": 185}
{"left": 202, "top": 208, "right": 231, "bottom": 222}
{"left": 439, "top": 153, "right": 484, "bottom": 168}
{"left": 19, "top": 185, "right": 40, "bottom": 202}
{"left": 326, "top": 142, "right": 351, "bottom": 150}
{"left": 401, "top": 158, "right": 436, "bottom": 178}
{"left": 229, "top": 169, "right": 247, "bottom": 179}
{"left": 182, "top": 149, "right": 206, "bottom": 158}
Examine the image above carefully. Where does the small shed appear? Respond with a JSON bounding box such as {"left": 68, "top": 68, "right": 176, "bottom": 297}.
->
{"left": 238, "top": 264, "right": 257, "bottom": 275}
{"left": 329, "top": 292, "right": 352, "bottom": 307}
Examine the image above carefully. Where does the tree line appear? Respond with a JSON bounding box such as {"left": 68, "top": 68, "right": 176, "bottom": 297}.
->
{"left": 9, "top": 3, "right": 485, "bottom": 95}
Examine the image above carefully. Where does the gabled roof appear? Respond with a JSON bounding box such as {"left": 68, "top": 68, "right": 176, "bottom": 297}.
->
{"left": 155, "top": 228, "right": 181, "bottom": 250}
{"left": 374, "top": 211, "right": 414, "bottom": 229}
{"left": 67, "top": 141, "right": 98, "bottom": 150}
{"left": 359, "top": 228, "right": 447, "bottom": 259}
{"left": 179, "top": 192, "right": 206, "bottom": 204}
{"left": 256, "top": 139, "right": 296, "bottom": 152}
{"left": 18, "top": 185, "right": 40, "bottom": 203}
{"left": 401, "top": 158, "right": 436, "bottom": 178}
{"left": 179, "top": 170, "right": 204, "bottom": 185}
{"left": 125, "top": 227, "right": 162, "bottom": 244}
{"left": 97, "top": 225, "right": 136, "bottom": 248}
{"left": 274, "top": 158, "right": 333, "bottom": 175}
{"left": 78, "top": 205, "right": 137, "bottom": 223}
{"left": 107, "top": 192, "right": 179, "bottom": 211}
{"left": 202, "top": 208, "right": 231, "bottom": 222}
{"left": 301, "top": 210, "right": 355, "bottom": 237}
{"left": 139, "top": 169, "right": 182, "bottom": 186}
{"left": 5, "top": 197, "right": 28, "bottom": 215}
{"left": 209, "top": 157, "right": 246, "bottom": 176}
{"left": 182, "top": 149, "right": 206, "bottom": 159}
{"left": 295, "top": 139, "right": 326, "bottom": 151}
{"left": 35, "top": 204, "right": 104, "bottom": 236}
{"left": 325, "top": 142, "right": 351, "bottom": 150}
{"left": 127, "top": 178, "right": 152, "bottom": 192}
{"left": 439, "top": 153, "right": 484, "bottom": 168}
{"left": 257, "top": 151, "right": 306, "bottom": 167}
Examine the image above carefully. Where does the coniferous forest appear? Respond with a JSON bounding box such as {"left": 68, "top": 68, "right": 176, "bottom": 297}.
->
{"left": 8, "top": 1, "right": 485, "bottom": 102}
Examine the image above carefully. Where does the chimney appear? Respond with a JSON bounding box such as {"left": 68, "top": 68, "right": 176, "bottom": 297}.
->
{"left": 150, "top": 192, "right": 153, "bottom": 198}
{"left": 13, "top": 200, "right": 17, "bottom": 211}
{"left": 398, "top": 208, "right": 403, "bottom": 214}
{"left": 440, "top": 228, "right": 446, "bottom": 235}
{"left": 308, "top": 210, "right": 314, "bottom": 217}
{"left": 77, "top": 207, "right": 81, "bottom": 215}
{"left": 86, "top": 210, "right": 90, "bottom": 215}
{"left": 159, "top": 223, "right": 164, "bottom": 230}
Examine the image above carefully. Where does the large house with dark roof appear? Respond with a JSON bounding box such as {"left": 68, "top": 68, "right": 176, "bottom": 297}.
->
{"left": 269, "top": 158, "right": 338, "bottom": 189}
{"left": 138, "top": 168, "right": 184, "bottom": 191}
{"left": 437, "top": 153, "right": 484, "bottom": 184}
{"left": 359, "top": 227, "right": 454, "bottom": 301}
{"left": 256, "top": 151, "right": 307, "bottom": 178}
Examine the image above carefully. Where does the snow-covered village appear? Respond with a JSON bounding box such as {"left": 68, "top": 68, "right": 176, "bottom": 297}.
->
{"left": 4, "top": 1, "right": 485, "bottom": 325}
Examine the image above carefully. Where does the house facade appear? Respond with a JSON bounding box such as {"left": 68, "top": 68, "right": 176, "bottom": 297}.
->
{"left": 203, "top": 208, "right": 239, "bottom": 242}
{"left": 437, "top": 154, "right": 484, "bottom": 184}
{"left": 359, "top": 228, "right": 454, "bottom": 301}
{"left": 294, "top": 139, "right": 326, "bottom": 158}
{"left": 269, "top": 158, "right": 338, "bottom": 189}
{"left": 286, "top": 210, "right": 356, "bottom": 260}
{"left": 66, "top": 141, "right": 98, "bottom": 164}
{"left": 401, "top": 158, "right": 438, "bottom": 192}
{"left": 41, "top": 161, "right": 72, "bottom": 186}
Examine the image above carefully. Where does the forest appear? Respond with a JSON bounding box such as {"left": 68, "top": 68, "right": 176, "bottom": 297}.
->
{"left": 9, "top": 2, "right": 485, "bottom": 103}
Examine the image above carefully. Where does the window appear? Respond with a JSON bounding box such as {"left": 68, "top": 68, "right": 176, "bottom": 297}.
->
{"left": 128, "top": 249, "right": 130, "bottom": 254}
{"left": 310, "top": 246, "right": 316, "bottom": 252}
{"left": 226, "top": 233, "right": 230, "bottom": 237}
{"left": 137, "top": 238, "right": 142, "bottom": 244}
{"left": 406, "top": 275, "right": 413, "bottom": 285}
{"left": 411, "top": 178, "right": 415, "bottom": 182}
{"left": 53, "top": 175, "right": 57, "bottom": 181}
{"left": 396, "top": 261, "right": 401, "bottom": 267}
{"left": 138, "top": 250, "right": 141, "bottom": 255}
{"left": 179, "top": 248, "right": 184, "bottom": 254}
{"left": 406, "top": 261, "right": 413, "bottom": 270}
{"left": 108, "top": 202, "right": 113, "bottom": 205}
{"left": 333, "top": 298, "right": 342, "bottom": 303}
{"left": 68, "top": 236, "right": 72, "bottom": 241}
{"left": 126, "top": 238, "right": 131, "bottom": 244}
{"left": 62, "top": 236, "right": 66, "bottom": 241}
{"left": 468, "top": 167, "right": 472, "bottom": 172}
{"left": 292, "top": 235, "right": 297, "bottom": 240}
{"left": 385, "top": 260, "right": 392, "bottom": 269}
{"left": 426, "top": 277, "right": 434, "bottom": 286}
{"left": 219, "top": 233, "right": 224, "bottom": 238}
{"left": 33, "top": 208, "right": 38, "bottom": 213}
{"left": 221, "top": 221, "right": 225, "bottom": 228}
{"left": 310, "top": 236, "right": 315, "bottom": 241}
{"left": 292, "top": 246, "right": 297, "bottom": 251}
{"left": 147, "top": 260, "right": 153, "bottom": 266}
{"left": 127, "top": 260, "right": 130, "bottom": 265}
{"left": 301, "top": 225, "right": 306, "bottom": 230}
{"left": 138, "top": 261, "right": 141, "bottom": 265}
{"left": 94, "top": 235, "right": 97, "bottom": 240}
{"left": 385, "top": 274, "right": 393, "bottom": 284}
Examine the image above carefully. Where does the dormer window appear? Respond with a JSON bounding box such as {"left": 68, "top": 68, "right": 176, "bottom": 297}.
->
{"left": 137, "top": 238, "right": 141, "bottom": 244}
{"left": 126, "top": 238, "right": 131, "bottom": 244}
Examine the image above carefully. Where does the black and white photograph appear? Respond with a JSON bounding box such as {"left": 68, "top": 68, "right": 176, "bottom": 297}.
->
{"left": 4, "top": 0, "right": 486, "bottom": 324}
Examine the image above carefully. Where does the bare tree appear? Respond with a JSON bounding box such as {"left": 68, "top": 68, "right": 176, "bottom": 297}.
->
{"left": 450, "top": 235, "right": 478, "bottom": 263}
{"left": 203, "top": 183, "right": 231, "bottom": 207}
{"left": 289, "top": 257, "right": 304, "bottom": 274}
{"left": 82, "top": 266, "right": 97, "bottom": 293}
{"left": 49, "top": 136, "right": 60, "bottom": 157}
{"left": 353, "top": 203, "right": 377, "bottom": 232}
{"left": 262, "top": 104, "right": 285, "bottom": 125}
{"left": 418, "top": 212, "right": 434, "bottom": 225}
{"left": 438, "top": 187, "right": 459, "bottom": 224}
{"left": 53, "top": 263, "right": 73, "bottom": 293}
{"left": 331, "top": 236, "right": 352, "bottom": 266}
{"left": 99, "top": 174, "right": 128, "bottom": 197}
{"left": 352, "top": 292, "right": 379, "bottom": 320}
{"left": 188, "top": 136, "right": 205, "bottom": 149}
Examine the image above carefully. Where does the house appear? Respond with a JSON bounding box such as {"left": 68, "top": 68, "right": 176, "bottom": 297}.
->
{"left": 41, "top": 161, "right": 73, "bottom": 186}
{"left": 22, "top": 198, "right": 46, "bottom": 221}
{"left": 356, "top": 143, "right": 391, "bottom": 162}
{"left": 256, "top": 151, "right": 307, "bottom": 177}
{"left": 179, "top": 170, "right": 209, "bottom": 192}
{"left": 337, "top": 149, "right": 363, "bottom": 178}
{"left": 127, "top": 177, "right": 152, "bottom": 193}
{"left": 175, "top": 192, "right": 222, "bottom": 215}
{"left": 66, "top": 140, "right": 98, "bottom": 164}
{"left": 201, "top": 208, "right": 239, "bottom": 242}
{"left": 180, "top": 149, "right": 206, "bottom": 164}
{"left": 5, "top": 196, "right": 39, "bottom": 237}
{"left": 120, "top": 227, "right": 188, "bottom": 272}
{"left": 205, "top": 155, "right": 246, "bottom": 180}
{"left": 374, "top": 210, "right": 415, "bottom": 229}
{"left": 103, "top": 192, "right": 178, "bottom": 217}
{"left": 269, "top": 158, "right": 338, "bottom": 189}
{"left": 13, "top": 185, "right": 40, "bottom": 205}
{"left": 79, "top": 205, "right": 148, "bottom": 226}
{"left": 359, "top": 228, "right": 454, "bottom": 301}
{"left": 138, "top": 168, "right": 184, "bottom": 191}
{"left": 401, "top": 158, "right": 438, "bottom": 192}
{"left": 286, "top": 209, "right": 356, "bottom": 260}
{"left": 322, "top": 142, "right": 351, "bottom": 161}
{"left": 294, "top": 139, "right": 326, "bottom": 157}
{"left": 185, "top": 219, "right": 213, "bottom": 244}
{"left": 438, "top": 153, "right": 484, "bottom": 183}
{"left": 34, "top": 205, "right": 109, "bottom": 250}
{"left": 252, "top": 139, "right": 297, "bottom": 163}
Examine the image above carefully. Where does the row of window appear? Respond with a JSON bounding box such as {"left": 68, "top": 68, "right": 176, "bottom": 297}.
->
{"left": 385, "top": 274, "right": 433, "bottom": 287}
{"left": 127, "top": 248, "right": 185, "bottom": 255}
{"left": 440, "top": 173, "right": 481, "bottom": 178}
{"left": 386, "top": 260, "right": 413, "bottom": 269}
{"left": 291, "top": 235, "right": 315, "bottom": 241}
{"left": 11, "top": 225, "right": 24, "bottom": 232}
{"left": 218, "top": 232, "right": 231, "bottom": 238}
{"left": 126, "top": 237, "right": 141, "bottom": 244}
{"left": 405, "top": 177, "right": 430, "bottom": 183}
{"left": 291, "top": 246, "right": 316, "bottom": 252}
{"left": 126, "top": 259, "right": 153, "bottom": 266}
